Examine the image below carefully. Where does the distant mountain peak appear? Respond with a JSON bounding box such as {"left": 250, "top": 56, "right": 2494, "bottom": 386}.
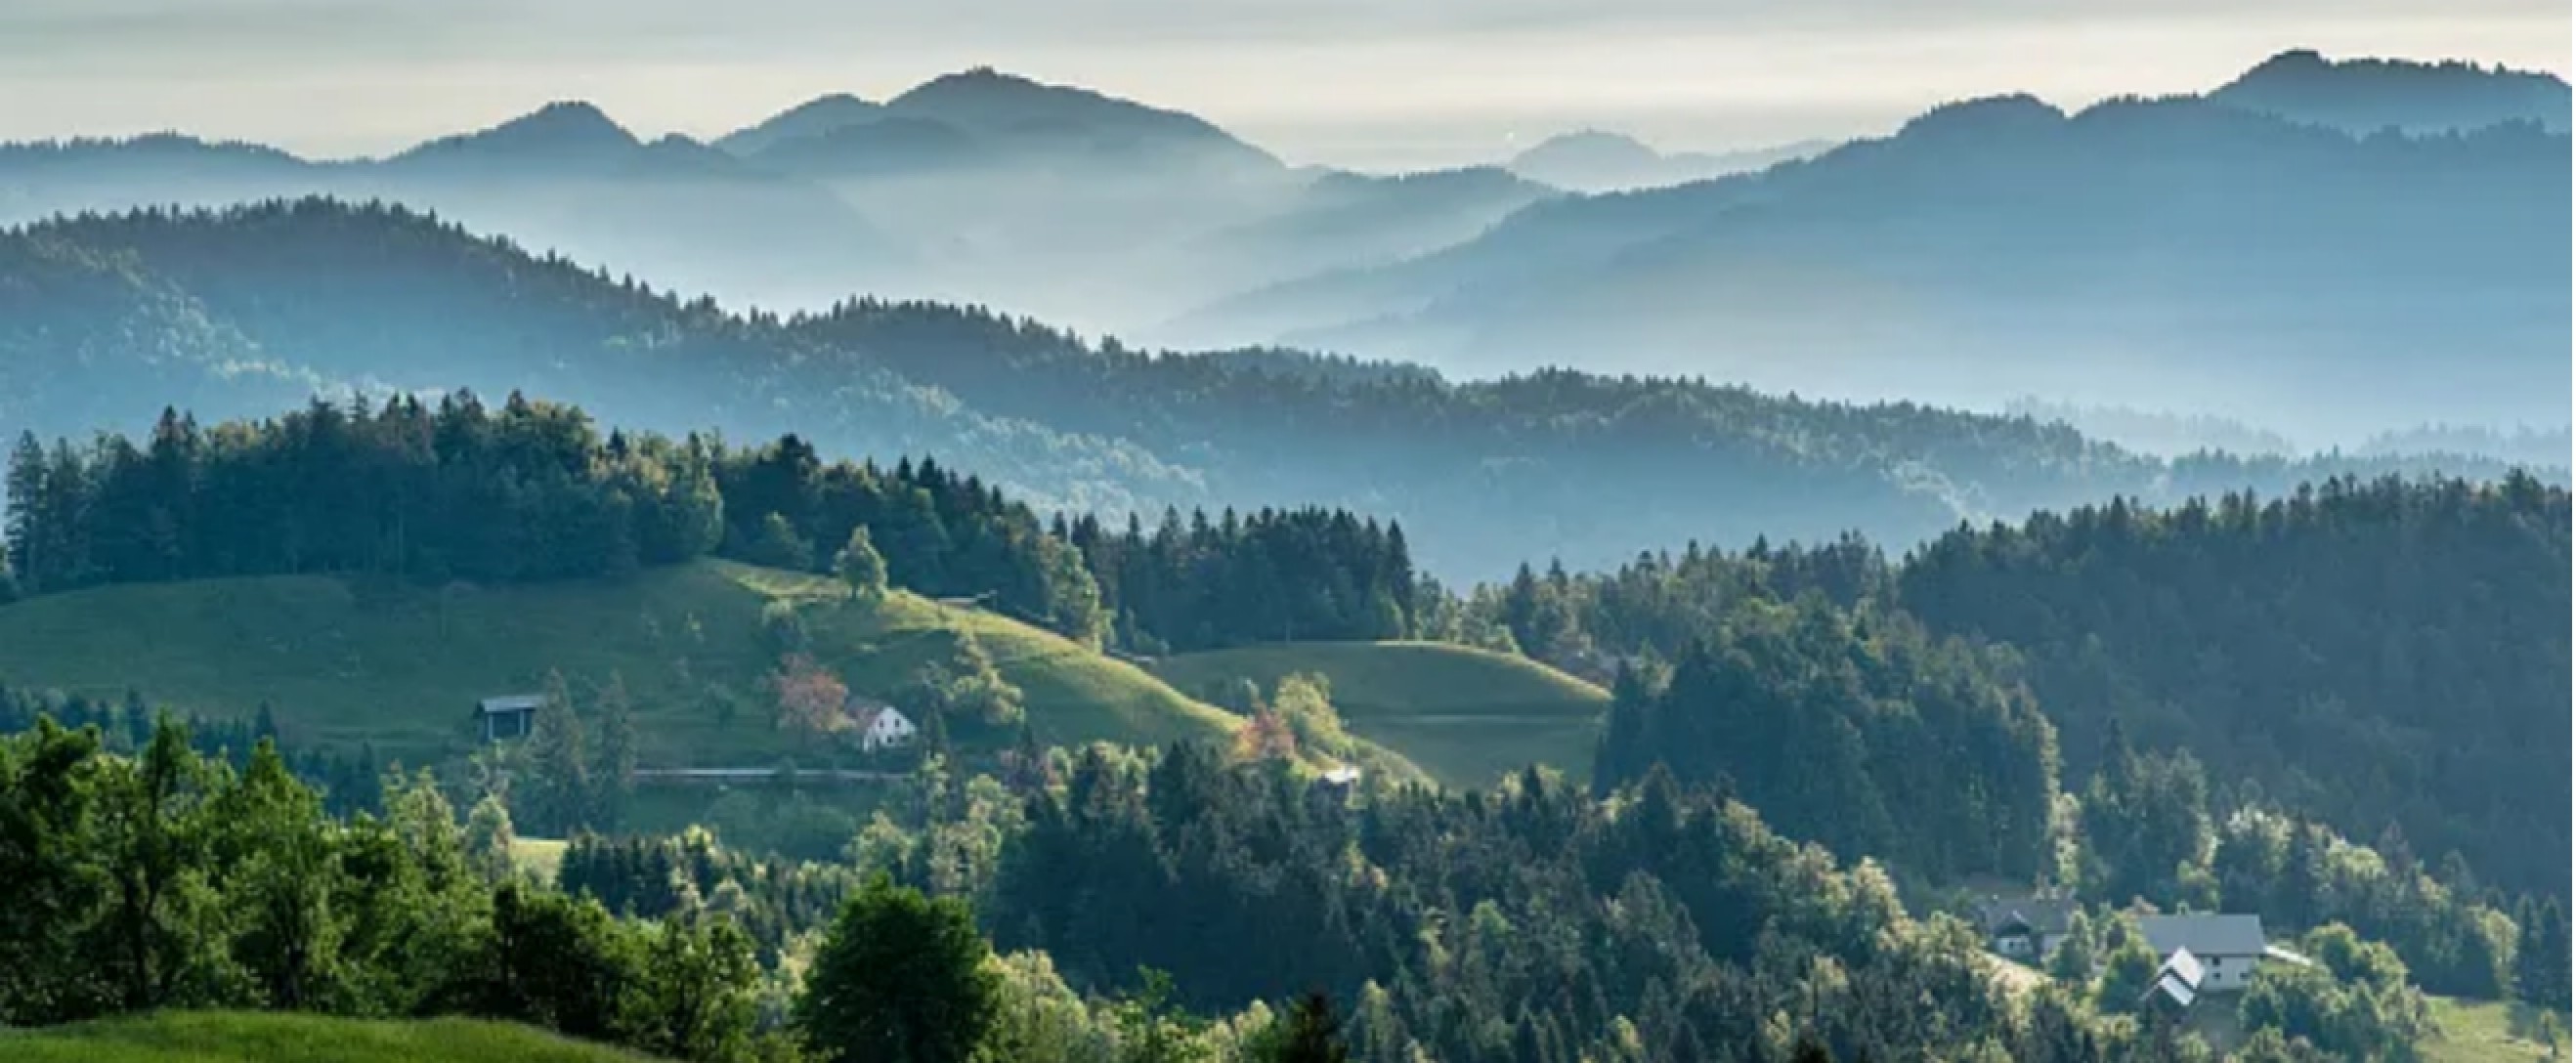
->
{"left": 1898, "top": 94, "right": 2067, "bottom": 138}
{"left": 2211, "top": 49, "right": 2571, "bottom": 133}
{"left": 399, "top": 100, "right": 639, "bottom": 162}
{"left": 2243, "top": 48, "right": 2332, "bottom": 75}
{"left": 714, "top": 93, "right": 883, "bottom": 155}
{"left": 1502, "top": 127, "right": 1832, "bottom": 191}
{"left": 892, "top": 66, "right": 1105, "bottom": 113}
{"left": 1514, "top": 129, "right": 1663, "bottom": 166}
{"left": 885, "top": 66, "right": 1278, "bottom": 170}
{"left": 496, "top": 101, "right": 631, "bottom": 142}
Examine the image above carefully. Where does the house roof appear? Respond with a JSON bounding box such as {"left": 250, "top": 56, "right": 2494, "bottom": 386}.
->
{"left": 1319, "top": 765, "right": 1362, "bottom": 786}
{"left": 2138, "top": 914, "right": 2267, "bottom": 958}
{"left": 2158, "top": 948, "right": 2207, "bottom": 987}
{"left": 1974, "top": 895, "right": 2077, "bottom": 937}
{"left": 2147, "top": 948, "right": 2204, "bottom": 1010}
{"left": 475, "top": 694, "right": 543, "bottom": 715}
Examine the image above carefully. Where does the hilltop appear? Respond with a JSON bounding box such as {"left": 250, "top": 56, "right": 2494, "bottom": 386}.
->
{"left": 2212, "top": 48, "right": 2571, "bottom": 134}
{"left": 1151, "top": 641, "right": 1610, "bottom": 787}
{"left": 0, "top": 559, "right": 1239, "bottom": 766}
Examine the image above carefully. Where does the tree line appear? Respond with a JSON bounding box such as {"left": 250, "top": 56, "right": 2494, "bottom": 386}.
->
{"left": 1068, "top": 507, "right": 1417, "bottom": 654}
{"left": 3, "top": 395, "right": 1432, "bottom": 656}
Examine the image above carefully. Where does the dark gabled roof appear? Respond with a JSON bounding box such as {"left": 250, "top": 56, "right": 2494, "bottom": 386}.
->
{"left": 2138, "top": 914, "right": 2268, "bottom": 958}
{"left": 1974, "top": 895, "right": 2077, "bottom": 937}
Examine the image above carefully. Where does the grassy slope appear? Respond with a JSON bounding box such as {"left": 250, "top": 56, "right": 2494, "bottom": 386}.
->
{"left": 0, "top": 560, "right": 1237, "bottom": 766}
{"left": 0, "top": 1011, "right": 654, "bottom": 1062}
{"left": 2426, "top": 996, "right": 2567, "bottom": 1063}
{"left": 1151, "top": 640, "right": 1610, "bottom": 787}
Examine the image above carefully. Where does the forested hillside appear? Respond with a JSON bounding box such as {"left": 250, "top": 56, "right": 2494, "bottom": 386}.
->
{"left": 1900, "top": 474, "right": 2572, "bottom": 899}
{"left": 1448, "top": 475, "right": 2570, "bottom": 899}
{"left": 1592, "top": 597, "right": 2060, "bottom": 885}
{"left": 7, "top": 199, "right": 2540, "bottom": 579}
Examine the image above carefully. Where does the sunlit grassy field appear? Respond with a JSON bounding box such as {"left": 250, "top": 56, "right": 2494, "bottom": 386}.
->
{"left": 2426, "top": 996, "right": 2568, "bottom": 1063}
{"left": 1152, "top": 640, "right": 1609, "bottom": 787}
{"left": 0, "top": 1011, "right": 656, "bottom": 1063}
{"left": 0, "top": 559, "right": 1238, "bottom": 767}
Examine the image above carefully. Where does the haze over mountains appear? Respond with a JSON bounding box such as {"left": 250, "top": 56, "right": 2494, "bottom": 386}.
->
{"left": 0, "top": 49, "right": 2566, "bottom": 451}
{"left": 3, "top": 195, "right": 2555, "bottom": 586}
{"left": 1503, "top": 129, "right": 1836, "bottom": 192}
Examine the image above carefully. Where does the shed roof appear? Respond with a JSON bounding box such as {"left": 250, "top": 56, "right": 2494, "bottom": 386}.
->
{"left": 2138, "top": 914, "right": 2267, "bottom": 958}
{"left": 475, "top": 694, "right": 543, "bottom": 715}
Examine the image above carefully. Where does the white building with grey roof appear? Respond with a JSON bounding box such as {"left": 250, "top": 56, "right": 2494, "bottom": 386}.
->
{"left": 2137, "top": 914, "right": 2270, "bottom": 993}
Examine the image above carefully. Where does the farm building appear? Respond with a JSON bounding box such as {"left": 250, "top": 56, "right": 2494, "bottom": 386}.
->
{"left": 1974, "top": 894, "right": 2079, "bottom": 960}
{"left": 844, "top": 696, "right": 919, "bottom": 752}
{"left": 472, "top": 694, "right": 542, "bottom": 743}
{"left": 2137, "top": 914, "right": 2272, "bottom": 993}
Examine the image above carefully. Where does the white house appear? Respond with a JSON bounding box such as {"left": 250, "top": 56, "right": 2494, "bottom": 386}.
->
{"left": 847, "top": 699, "right": 919, "bottom": 752}
{"left": 2137, "top": 914, "right": 2271, "bottom": 993}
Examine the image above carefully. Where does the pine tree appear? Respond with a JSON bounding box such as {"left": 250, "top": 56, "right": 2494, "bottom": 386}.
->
{"left": 4, "top": 432, "right": 44, "bottom": 591}
{"left": 528, "top": 669, "right": 594, "bottom": 835}
{"left": 2520, "top": 896, "right": 2572, "bottom": 1011}
{"left": 592, "top": 672, "right": 639, "bottom": 830}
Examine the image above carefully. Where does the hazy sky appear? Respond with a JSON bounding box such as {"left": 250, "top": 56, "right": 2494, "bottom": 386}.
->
{"left": 1, "top": 0, "right": 2564, "bottom": 169}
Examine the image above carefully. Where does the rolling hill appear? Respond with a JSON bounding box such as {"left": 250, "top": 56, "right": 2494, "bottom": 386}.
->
{"left": 0, "top": 559, "right": 1240, "bottom": 766}
{"left": 1150, "top": 641, "right": 1610, "bottom": 786}
{"left": 0, "top": 1011, "right": 663, "bottom": 1063}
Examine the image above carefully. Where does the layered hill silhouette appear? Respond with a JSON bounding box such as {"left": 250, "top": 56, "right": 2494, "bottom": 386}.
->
{"left": 0, "top": 198, "right": 2543, "bottom": 583}
{"left": 6, "top": 52, "right": 2563, "bottom": 441}
{"left": 1181, "top": 57, "right": 2571, "bottom": 443}
{"left": 0, "top": 67, "right": 1532, "bottom": 329}
{"left": 0, "top": 102, "right": 909, "bottom": 312}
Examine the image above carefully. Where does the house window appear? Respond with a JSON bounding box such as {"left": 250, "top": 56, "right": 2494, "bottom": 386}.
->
{"left": 2209, "top": 957, "right": 2223, "bottom": 968}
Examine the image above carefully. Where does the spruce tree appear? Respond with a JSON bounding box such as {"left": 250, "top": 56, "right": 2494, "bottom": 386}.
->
{"left": 592, "top": 673, "right": 639, "bottom": 830}
{"left": 528, "top": 669, "right": 593, "bottom": 835}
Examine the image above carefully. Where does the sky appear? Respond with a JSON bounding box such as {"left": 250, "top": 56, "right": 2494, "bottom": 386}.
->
{"left": 0, "top": 0, "right": 2565, "bottom": 170}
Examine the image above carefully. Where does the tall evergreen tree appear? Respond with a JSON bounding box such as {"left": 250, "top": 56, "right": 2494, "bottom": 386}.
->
{"left": 527, "top": 670, "right": 593, "bottom": 835}
{"left": 591, "top": 673, "right": 639, "bottom": 831}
